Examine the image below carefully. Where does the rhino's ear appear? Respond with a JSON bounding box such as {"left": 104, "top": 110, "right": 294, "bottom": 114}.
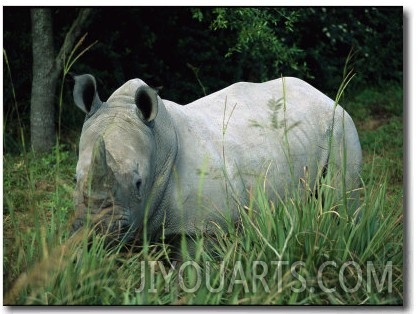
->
{"left": 135, "top": 86, "right": 158, "bottom": 123}
{"left": 72, "top": 74, "right": 102, "bottom": 114}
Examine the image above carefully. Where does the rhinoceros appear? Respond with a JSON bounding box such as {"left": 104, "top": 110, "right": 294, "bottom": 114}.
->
{"left": 71, "top": 74, "right": 362, "bottom": 249}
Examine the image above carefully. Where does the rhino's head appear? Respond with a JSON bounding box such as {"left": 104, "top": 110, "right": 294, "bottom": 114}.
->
{"left": 71, "top": 74, "right": 176, "bottom": 244}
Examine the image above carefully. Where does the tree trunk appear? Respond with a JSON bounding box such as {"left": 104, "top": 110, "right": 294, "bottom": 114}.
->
{"left": 30, "top": 8, "right": 57, "bottom": 153}
{"left": 30, "top": 8, "right": 93, "bottom": 153}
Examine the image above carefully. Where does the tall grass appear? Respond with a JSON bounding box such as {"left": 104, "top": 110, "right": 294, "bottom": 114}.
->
{"left": 3, "top": 154, "right": 403, "bottom": 304}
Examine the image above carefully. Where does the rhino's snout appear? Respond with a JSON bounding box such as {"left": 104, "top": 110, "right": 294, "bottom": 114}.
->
{"left": 70, "top": 201, "right": 132, "bottom": 239}
{"left": 72, "top": 137, "right": 149, "bottom": 239}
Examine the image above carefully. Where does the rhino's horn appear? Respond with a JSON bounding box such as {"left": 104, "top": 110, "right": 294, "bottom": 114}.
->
{"left": 73, "top": 74, "right": 102, "bottom": 114}
{"left": 86, "top": 137, "right": 113, "bottom": 199}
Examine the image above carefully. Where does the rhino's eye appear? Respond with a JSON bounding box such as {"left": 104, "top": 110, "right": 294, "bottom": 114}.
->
{"left": 73, "top": 174, "right": 77, "bottom": 183}
{"left": 135, "top": 178, "right": 142, "bottom": 193}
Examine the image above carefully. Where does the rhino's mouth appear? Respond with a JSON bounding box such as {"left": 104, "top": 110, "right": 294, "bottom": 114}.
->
{"left": 70, "top": 204, "right": 137, "bottom": 243}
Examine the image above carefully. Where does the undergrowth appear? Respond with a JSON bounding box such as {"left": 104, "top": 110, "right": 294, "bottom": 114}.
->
{"left": 3, "top": 152, "right": 403, "bottom": 304}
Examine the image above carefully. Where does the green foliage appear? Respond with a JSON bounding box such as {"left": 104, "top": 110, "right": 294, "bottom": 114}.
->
{"left": 208, "top": 8, "right": 300, "bottom": 56}
{"left": 3, "top": 145, "right": 77, "bottom": 301}
{"left": 294, "top": 7, "right": 402, "bottom": 92}
{"left": 192, "top": 8, "right": 307, "bottom": 82}
{"left": 3, "top": 146, "right": 75, "bottom": 213}
{"left": 343, "top": 83, "right": 403, "bottom": 189}
{"left": 346, "top": 83, "right": 403, "bottom": 121}
{"left": 192, "top": 7, "right": 402, "bottom": 93}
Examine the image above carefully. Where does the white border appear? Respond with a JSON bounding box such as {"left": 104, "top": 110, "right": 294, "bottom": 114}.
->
{"left": 1, "top": 3, "right": 415, "bottom": 313}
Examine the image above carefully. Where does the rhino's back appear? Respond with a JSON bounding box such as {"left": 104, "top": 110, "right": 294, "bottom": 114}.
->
{"left": 169, "top": 77, "right": 339, "bottom": 163}
{"left": 190, "top": 77, "right": 331, "bottom": 109}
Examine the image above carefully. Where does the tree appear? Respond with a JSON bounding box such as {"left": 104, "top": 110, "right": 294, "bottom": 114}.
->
{"left": 30, "top": 9, "right": 55, "bottom": 152}
{"left": 30, "top": 8, "right": 93, "bottom": 153}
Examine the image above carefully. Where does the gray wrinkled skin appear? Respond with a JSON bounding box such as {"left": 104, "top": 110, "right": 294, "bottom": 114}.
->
{"left": 71, "top": 74, "right": 362, "bottom": 247}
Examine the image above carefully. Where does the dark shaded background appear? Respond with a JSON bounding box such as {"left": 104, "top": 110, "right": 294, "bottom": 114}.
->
{"left": 3, "top": 7, "right": 403, "bottom": 153}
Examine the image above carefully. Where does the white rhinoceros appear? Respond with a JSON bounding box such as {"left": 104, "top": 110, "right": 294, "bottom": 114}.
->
{"left": 71, "top": 74, "right": 362, "bottom": 247}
